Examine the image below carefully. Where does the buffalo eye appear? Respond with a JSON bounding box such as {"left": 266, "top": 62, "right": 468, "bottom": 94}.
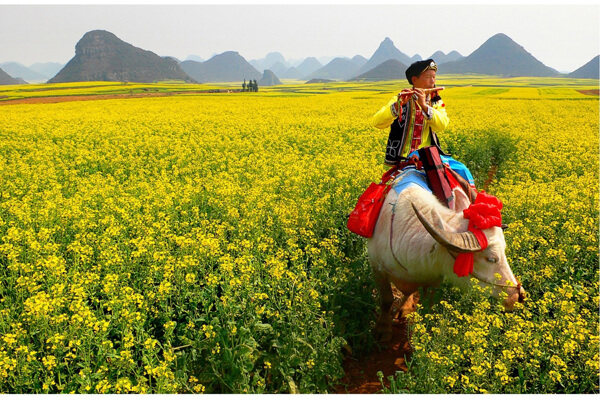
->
{"left": 486, "top": 256, "right": 498, "bottom": 263}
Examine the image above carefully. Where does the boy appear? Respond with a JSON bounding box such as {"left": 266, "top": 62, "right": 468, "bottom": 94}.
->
{"left": 372, "top": 59, "right": 474, "bottom": 186}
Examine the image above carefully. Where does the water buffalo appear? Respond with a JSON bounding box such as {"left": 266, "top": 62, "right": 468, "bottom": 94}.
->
{"left": 367, "top": 180, "right": 525, "bottom": 341}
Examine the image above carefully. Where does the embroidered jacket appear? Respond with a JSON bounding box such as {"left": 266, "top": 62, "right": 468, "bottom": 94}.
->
{"left": 371, "top": 92, "right": 450, "bottom": 165}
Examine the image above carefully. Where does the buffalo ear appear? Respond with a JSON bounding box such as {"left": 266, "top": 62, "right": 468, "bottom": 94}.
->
{"left": 501, "top": 224, "right": 509, "bottom": 231}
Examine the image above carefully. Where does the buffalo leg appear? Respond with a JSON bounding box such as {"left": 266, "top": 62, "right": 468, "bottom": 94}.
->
{"left": 373, "top": 268, "right": 394, "bottom": 342}
{"left": 390, "top": 278, "right": 427, "bottom": 318}
{"left": 391, "top": 279, "right": 442, "bottom": 316}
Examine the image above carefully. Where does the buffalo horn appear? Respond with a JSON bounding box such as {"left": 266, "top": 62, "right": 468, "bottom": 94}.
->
{"left": 411, "top": 203, "right": 482, "bottom": 253}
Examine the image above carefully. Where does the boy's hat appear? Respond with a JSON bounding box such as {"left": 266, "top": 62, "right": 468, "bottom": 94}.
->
{"left": 406, "top": 59, "right": 437, "bottom": 84}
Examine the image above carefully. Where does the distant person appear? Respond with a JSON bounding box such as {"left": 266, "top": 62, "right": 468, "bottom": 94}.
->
{"left": 371, "top": 59, "right": 474, "bottom": 186}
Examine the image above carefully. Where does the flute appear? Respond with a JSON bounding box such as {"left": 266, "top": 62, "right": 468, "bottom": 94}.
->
{"left": 398, "top": 86, "right": 445, "bottom": 96}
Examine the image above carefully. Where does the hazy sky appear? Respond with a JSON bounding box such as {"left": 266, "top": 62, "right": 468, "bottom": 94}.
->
{"left": 1, "top": 2, "right": 599, "bottom": 72}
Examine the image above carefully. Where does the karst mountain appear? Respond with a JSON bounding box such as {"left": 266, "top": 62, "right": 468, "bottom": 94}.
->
{"left": 568, "top": 55, "right": 599, "bottom": 79}
{"left": 440, "top": 33, "right": 559, "bottom": 76}
{"left": 49, "top": 30, "right": 195, "bottom": 83}
{"left": 3, "top": 30, "right": 597, "bottom": 85}
{"left": 0, "top": 67, "right": 26, "bottom": 85}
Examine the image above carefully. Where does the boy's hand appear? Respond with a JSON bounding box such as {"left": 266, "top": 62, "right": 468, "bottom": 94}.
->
{"left": 413, "top": 88, "right": 428, "bottom": 110}
{"left": 397, "top": 89, "right": 413, "bottom": 106}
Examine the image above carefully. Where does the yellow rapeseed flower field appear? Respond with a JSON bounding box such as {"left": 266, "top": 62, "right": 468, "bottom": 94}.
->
{"left": 0, "top": 78, "right": 597, "bottom": 393}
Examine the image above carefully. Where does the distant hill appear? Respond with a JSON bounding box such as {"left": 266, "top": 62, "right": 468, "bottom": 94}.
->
{"left": 0, "top": 62, "right": 47, "bottom": 82}
{"left": 49, "top": 30, "right": 194, "bottom": 83}
{"left": 350, "top": 59, "right": 409, "bottom": 81}
{"left": 410, "top": 54, "right": 422, "bottom": 63}
{"left": 258, "top": 69, "right": 282, "bottom": 86}
{"left": 0, "top": 67, "right": 25, "bottom": 85}
{"left": 296, "top": 57, "right": 322, "bottom": 77}
{"left": 185, "top": 55, "right": 204, "bottom": 62}
{"left": 287, "top": 58, "right": 305, "bottom": 68}
{"left": 568, "top": 55, "right": 599, "bottom": 79}
{"left": 281, "top": 66, "right": 302, "bottom": 79}
{"left": 249, "top": 60, "right": 262, "bottom": 72}
{"left": 441, "top": 33, "right": 559, "bottom": 77}
{"left": 250, "top": 52, "right": 287, "bottom": 72}
{"left": 265, "top": 52, "right": 286, "bottom": 66}
{"left": 428, "top": 51, "right": 446, "bottom": 63}
{"left": 351, "top": 55, "right": 368, "bottom": 68}
{"left": 29, "top": 62, "right": 64, "bottom": 79}
{"left": 357, "top": 37, "right": 413, "bottom": 75}
{"left": 428, "top": 50, "right": 464, "bottom": 65}
{"left": 180, "top": 51, "right": 261, "bottom": 82}
{"left": 268, "top": 61, "right": 288, "bottom": 78}
{"left": 317, "top": 56, "right": 336, "bottom": 65}
{"left": 305, "top": 57, "right": 363, "bottom": 81}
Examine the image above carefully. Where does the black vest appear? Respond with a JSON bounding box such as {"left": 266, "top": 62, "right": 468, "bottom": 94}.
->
{"left": 384, "top": 99, "right": 448, "bottom": 166}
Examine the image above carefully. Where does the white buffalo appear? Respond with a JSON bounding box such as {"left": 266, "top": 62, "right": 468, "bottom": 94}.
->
{"left": 367, "top": 173, "right": 526, "bottom": 341}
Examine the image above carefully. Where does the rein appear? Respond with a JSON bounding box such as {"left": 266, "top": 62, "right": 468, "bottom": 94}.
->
{"left": 471, "top": 270, "right": 522, "bottom": 290}
{"left": 470, "top": 269, "right": 525, "bottom": 303}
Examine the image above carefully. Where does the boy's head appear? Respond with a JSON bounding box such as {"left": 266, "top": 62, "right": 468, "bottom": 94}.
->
{"left": 406, "top": 59, "right": 437, "bottom": 87}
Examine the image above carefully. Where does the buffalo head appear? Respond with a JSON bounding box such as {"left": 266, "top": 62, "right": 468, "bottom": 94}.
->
{"left": 412, "top": 202, "right": 526, "bottom": 310}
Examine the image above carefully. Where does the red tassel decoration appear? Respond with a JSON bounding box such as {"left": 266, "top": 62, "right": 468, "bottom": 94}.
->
{"left": 452, "top": 191, "right": 502, "bottom": 277}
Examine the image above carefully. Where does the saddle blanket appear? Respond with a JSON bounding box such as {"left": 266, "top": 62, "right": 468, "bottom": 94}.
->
{"left": 391, "top": 167, "right": 432, "bottom": 195}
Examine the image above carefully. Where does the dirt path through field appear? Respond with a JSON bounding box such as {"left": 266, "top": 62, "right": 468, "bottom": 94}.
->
{"left": 483, "top": 164, "right": 498, "bottom": 191}
{"left": 335, "top": 290, "right": 418, "bottom": 393}
{"left": 577, "top": 89, "right": 599, "bottom": 96}
{"left": 0, "top": 90, "right": 238, "bottom": 106}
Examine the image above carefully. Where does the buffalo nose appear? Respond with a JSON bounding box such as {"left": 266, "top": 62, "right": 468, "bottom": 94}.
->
{"left": 518, "top": 287, "right": 526, "bottom": 303}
